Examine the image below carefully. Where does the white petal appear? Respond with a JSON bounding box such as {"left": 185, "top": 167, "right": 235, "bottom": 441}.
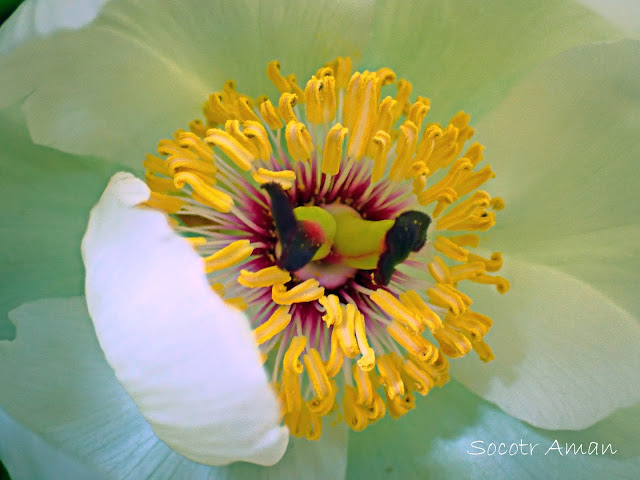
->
{"left": 81, "top": 172, "right": 288, "bottom": 466}
{"left": 0, "top": 0, "right": 110, "bottom": 55}
{"left": 577, "top": 0, "right": 640, "bottom": 33}
{"left": 451, "top": 257, "right": 640, "bottom": 430}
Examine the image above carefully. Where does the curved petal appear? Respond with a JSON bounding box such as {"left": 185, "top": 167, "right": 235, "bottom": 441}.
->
{"left": 0, "top": 0, "right": 374, "bottom": 165}
{"left": 476, "top": 39, "right": 640, "bottom": 321}
{"left": 576, "top": 0, "right": 640, "bottom": 34}
{"left": 81, "top": 172, "right": 288, "bottom": 466}
{"left": 452, "top": 258, "right": 640, "bottom": 430}
{"left": 347, "top": 381, "right": 640, "bottom": 479}
{"left": 0, "top": 104, "right": 122, "bottom": 341}
{"left": 363, "top": 0, "right": 620, "bottom": 122}
{"left": 0, "top": 0, "right": 109, "bottom": 55}
{"left": 0, "top": 408, "right": 105, "bottom": 480}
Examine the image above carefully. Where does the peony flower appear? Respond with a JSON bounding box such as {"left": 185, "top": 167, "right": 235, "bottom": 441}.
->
{"left": 1, "top": 1, "right": 640, "bottom": 479}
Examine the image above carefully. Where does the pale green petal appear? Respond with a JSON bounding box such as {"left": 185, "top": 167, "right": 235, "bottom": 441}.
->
{"left": 476, "top": 39, "right": 640, "bottom": 319}
{"left": 0, "top": 104, "right": 123, "bottom": 340}
{"left": 0, "top": 297, "right": 347, "bottom": 479}
{"left": 577, "top": 0, "right": 640, "bottom": 33}
{"left": 452, "top": 257, "right": 640, "bottom": 430}
{"left": 0, "top": 0, "right": 110, "bottom": 55}
{"left": 0, "top": 408, "right": 105, "bottom": 480}
{"left": 0, "top": 0, "right": 374, "bottom": 165}
{"left": 347, "top": 381, "right": 640, "bottom": 480}
{"left": 363, "top": 0, "right": 620, "bottom": 122}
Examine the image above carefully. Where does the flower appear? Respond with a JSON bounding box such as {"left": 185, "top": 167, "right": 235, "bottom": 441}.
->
{"left": 1, "top": 1, "right": 640, "bottom": 479}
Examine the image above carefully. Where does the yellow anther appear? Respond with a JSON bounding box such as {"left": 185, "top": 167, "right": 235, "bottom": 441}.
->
{"left": 433, "top": 325, "right": 473, "bottom": 358}
{"left": 203, "top": 239, "right": 253, "bottom": 273}
{"left": 173, "top": 171, "right": 233, "bottom": 213}
{"left": 343, "top": 385, "right": 369, "bottom": 431}
{"left": 252, "top": 168, "right": 296, "bottom": 190}
{"left": 376, "top": 354, "right": 405, "bottom": 400}
{"left": 386, "top": 391, "right": 416, "bottom": 419}
{"left": 399, "top": 290, "right": 443, "bottom": 333}
{"left": 272, "top": 279, "right": 325, "bottom": 305}
{"left": 185, "top": 236, "right": 207, "bottom": 247}
{"left": 306, "top": 409, "right": 323, "bottom": 441}
{"left": 352, "top": 363, "right": 374, "bottom": 406}
{"left": 285, "top": 120, "right": 314, "bottom": 161}
{"left": 285, "top": 73, "right": 305, "bottom": 100}
{"left": 370, "top": 289, "right": 422, "bottom": 334}
{"left": 435, "top": 191, "right": 492, "bottom": 231}
{"left": 282, "top": 369, "right": 302, "bottom": 414}
{"left": 204, "top": 129, "right": 255, "bottom": 171}
{"left": 449, "top": 261, "right": 486, "bottom": 282}
{"left": 490, "top": 197, "right": 505, "bottom": 210}
{"left": 427, "top": 256, "right": 452, "bottom": 285}
{"left": 322, "top": 123, "right": 348, "bottom": 176}
{"left": 346, "top": 72, "right": 379, "bottom": 161}
{"left": 416, "top": 159, "right": 470, "bottom": 206}
{"left": 471, "top": 338, "right": 495, "bottom": 363}
{"left": 389, "top": 120, "right": 419, "bottom": 181}
{"left": 336, "top": 304, "right": 360, "bottom": 358}
{"left": 242, "top": 121, "right": 273, "bottom": 161}
{"left": 333, "top": 56, "right": 352, "bottom": 89}
{"left": 324, "top": 327, "right": 344, "bottom": 377}
{"left": 403, "top": 358, "right": 435, "bottom": 396}
{"left": 143, "top": 153, "right": 171, "bottom": 177}
{"left": 409, "top": 161, "right": 429, "bottom": 178}
{"left": 354, "top": 311, "right": 375, "bottom": 371}
{"left": 447, "top": 310, "right": 493, "bottom": 339}
{"left": 259, "top": 98, "right": 284, "bottom": 130}
{"left": 188, "top": 119, "right": 208, "bottom": 137}
{"left": 309, "top": 380, "right": 338, "bottom": 415}
{"left": 203, "top": 93, "right": 232, "bottom": 125}
{"left": 408, "top": 97, "right": 431, "bottom": 131}
{"left": 253, "top": 307, "right": 292, "bottom": 345}
{"left": 425, "top": 124, "right": 460, "bottom": 173}
{"left": 239, "top": 266, "right": 291, "bottom": 288}
{"left": 419, "top": 353, "right": 450, "bottom": 388}
{"left": 234, "top": 96, "right": 261, "bottom": 123}
{"left": 375, "top": 67, "right": 397, "bottom": 86}
{"left": 303, "top": 348, "right": 332, "bottom": 399}
{"left": 455, "top": 164, "right": 496, "bottom": 197}
{"left": 426, "top": 283, "right": 467, "bottom": 316}
{"left": 305, "top": 75, "right": 337, "bottom": 124}
{"left": 283, "top": 335, "right": 307, "bottom": 374}
{"left": 157, "top": 138, "right": 196, "bottom": 158}
{"left": 412, "top": 174, "right": 427, "bottom": 196}
{"left": 467, "top": 252, "right": 503, "bottom": 272}
{"left": 319, "top": 294, "right": 342, "bottom": 327}
{"left": 448, "top": 233, "right": 480, "bottom": 247}
{"left": 366, "top": 390, "right": 386, "bottom": 421}
{"left": 387, "top": 321, "right": 438, "bottom": 364}
{"left": 165, "top": 154, "right": 218, "bottom": 178}
{"left": 369, "top": 97, "right": 397, "bottom": 144}
{"left": 463, "top": 142, "right": 485, "bottom": 167}
{"left": 469, "top": 274, "right": 510, "bottom": 294}
{"left": 433, "top": 235, "right": 470, "bottom": 262}
{"left": 266, "top": 61, "right": 291, "bottom": 94}
{"left": 392, "top": 79, "right": 412, "bottom": 120}
{"left": 315, "top": 66, "right": 334, "bottom": 78}
{"left": 370, "top": 130, "right": 392, "bottom": 183}
{"left": 224, "top": 119, "right": 259, "bottom": 158}
{"left": 278, "top": 92, "right": 299, "bottom": 124}
{"left": 210, "top": 283, "right": 225, "bottom": 296}
{"left": 177, "top": 131, "right": 217, "bottom": 163}
{"left": 141, "top": 191, "right": 184, "bottom": 214}
{"left": 225, "top": 297, "right": 248, "bottom": 311}
{"left": 450, "top": 110, "right": 475, "bottom": 148}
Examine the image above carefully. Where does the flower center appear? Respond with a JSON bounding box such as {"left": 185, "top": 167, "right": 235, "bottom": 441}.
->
{"left": 141, "top": 57, "right": 509, "bottom": 439}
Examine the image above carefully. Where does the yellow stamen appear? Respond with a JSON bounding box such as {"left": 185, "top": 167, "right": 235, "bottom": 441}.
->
{"left": 386, "top": 391, "right": 415, "bottom": 419}
{"left": 259, "top": 98, "right": 284, "bottom": 130}
{"left": 177, "top": 131, "right": 217, "bottom": 163}
{"left": 253, "top": 307, "right": 292, "bottom": 345}
{"left": 225, "top": 297, "right": 248, "bottom": 311}
{"left": 272, "top": 279, "right": 325, "bottom": 305}
{"left": 399, "top": 290, "right": 443, "bottom": 333}
{"left": 354, "top": 311, "right": 375, "bottom": 371}
{"left": 433, "top": 235, "right": 470, "bottom": 262}
{"left": 238, "top": 266, "right": 291, "bottom": 288}
{"left": 427, "top": 256, "right": 453, "bottom": 285}
{"left": 278, "top": 93, "right": 299, "bottom": 124}
{"left": 282, "top": 369, "right": 302, "bottom": 414}
{"left": 403, "top": 358, "right": 435, "bottom": 396}
{"left": 204, "top": 129, "right": 255, "bottom": 171}
{"left": 446, "top": 310, "right": 493, "bottom": 339}
{"left": 375, "top": 67, "right": 397, "bottom": 86}
{"left": 305, "top": 75, "right": 336, "bottom": 124}
{"left": 467, "top": 252, "right": 503, "bottom": 272}
{"left": 343, "top": 385, "right": 369, "bottom": 431}
{"left": 448, "top": 233, "right": 480, "bottom": 247}
{"left": 426, "top": 283, "right": 468, "bottom": 316}
{"left": 352, "top": 363, "right": 374, "bottom": 406}
{"left": 252, "top": 168, "right": 296, "bottom": 190}
{"left": 186, "top": 236, "right": 207, "bottom": 247}
{"left": 225, "top": 120, "right": 259, "bottom": 159}
{"left": 173, "top": 171, "right": 233, "bottom": 213}
{"left": 325, "top": 327, "right": 344, "bottom": 377}
{"left": 346, "top": 72, "right": 379, "bottom": 161}
{"left": 387, "top": 321, "right": 438, "bottom": 363}
{"left": 319, "top": 294, "right": 342, "bottom": 327}
{"left": 370, "top": 289, "right": 422, "bottom": 334}
{"left": 303, "top": 348, "right": 332, "bottom": 400}
{"left": 433, "top": 325, "right": 473, "bottom": 358}
{"left": 144, "top": 153, "right": 171, "bottom": 177}
{"left": 408, "top": 97, "right": 431, "bottom": 131}
{"left": 449, "top": 261, "right": 486, "bottom": 282}
{"left": 370, "top": 130, "right": 392, "bottom": 183}
{"left": 455, "top": 164, "right": 496, "bottom": 197}
{"left": 203, "top": 239, "right": 253, "bottom": 273}
{"left": 332, "top": 56, "right": 352, "bottom": 89}
{"left": 140, "top": 191, "right": 184, "bottom": 214}
{"left": 266, "top": 61, "right": 291, "bottom": 94}
{"left": 322, "top": 124, "right": 348, "bottom": 176}
{"left": 336, "top": 304, "right": 360, "bottom": 358}
{"left": 309, "top": 380, "right": 338, "bottom": 415}
{"left": 392, "top": 79, "right": 412, "bottom": 120}
{"left": 243, "top": 121, "right": 273, "bottom": 161}
{"left": 285, "top": 73, "right": 305, "bottom": 100}
{"left": 376, "top": 354, "right": 405, "bottom": 399}
{"left": 469, "top": 274, "right": 510, "bottom": 294}
{"left": 285, "top": 120, "right": 314, "bottom": 162}
{"left": 389, "top": 120, "right": 419, "bottom": 181}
